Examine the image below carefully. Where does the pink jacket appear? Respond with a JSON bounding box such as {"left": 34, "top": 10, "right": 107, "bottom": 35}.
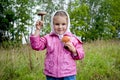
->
{"left": 30, "top": 32, "right": 84, "bottom": 78}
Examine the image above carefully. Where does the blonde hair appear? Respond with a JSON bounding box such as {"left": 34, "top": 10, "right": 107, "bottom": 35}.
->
{"left": 54, "top": 11, "right": 67, "bottom": 17}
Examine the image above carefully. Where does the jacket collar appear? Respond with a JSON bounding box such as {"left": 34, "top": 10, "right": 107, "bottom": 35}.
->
{"left": 49, "top": 32, "right": 73, "bottom": 37}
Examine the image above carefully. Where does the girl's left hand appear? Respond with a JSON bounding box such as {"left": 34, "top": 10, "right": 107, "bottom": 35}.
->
{"left": 64, "top": 42, "right": 76, "bottom": 54}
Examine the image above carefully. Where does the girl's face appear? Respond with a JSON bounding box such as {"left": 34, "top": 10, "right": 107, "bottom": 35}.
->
{"left": 53, "top": 16, "right": 68, "bottom": 35}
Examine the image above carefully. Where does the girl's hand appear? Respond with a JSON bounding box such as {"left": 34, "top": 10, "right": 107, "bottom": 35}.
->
{"left": 36, "top": 20, "right": 43, "bottom": 30}
{"left": 64, "top": 42, "right": 77, "bottom": 54}
{"left": 33, "top": 20, "right": 43, "bottom": 36}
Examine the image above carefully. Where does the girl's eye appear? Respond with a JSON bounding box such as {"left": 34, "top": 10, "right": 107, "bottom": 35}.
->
{"left": 55, "top": 23, "right": 59, "bottom": 25}
{"left": 62, "top": 23, "right": 66, "bottom": 26}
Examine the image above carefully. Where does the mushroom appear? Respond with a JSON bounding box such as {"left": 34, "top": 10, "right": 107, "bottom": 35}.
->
{"left": 62, "top": 36, "right": 70, "bottom": 43}
{"left": 37, "top": 12, "right": 47, "bottom": 21}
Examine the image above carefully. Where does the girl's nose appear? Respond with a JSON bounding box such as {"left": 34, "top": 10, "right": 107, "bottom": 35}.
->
{"left": 59, "top": 24, "right": 62, "bottom": 28}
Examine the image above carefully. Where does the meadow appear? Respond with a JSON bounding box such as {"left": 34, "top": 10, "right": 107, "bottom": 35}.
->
{"left": 0, "top": 39, "right": 120, "bottom": 80}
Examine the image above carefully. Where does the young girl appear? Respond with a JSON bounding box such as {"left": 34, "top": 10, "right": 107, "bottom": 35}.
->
{"left": 30, "top": 10, "right": 84, "bottom": 80}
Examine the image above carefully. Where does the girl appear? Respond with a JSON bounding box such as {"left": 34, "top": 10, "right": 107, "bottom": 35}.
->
{"left": 30, "top": 10, "right": 84, "bottom": 80}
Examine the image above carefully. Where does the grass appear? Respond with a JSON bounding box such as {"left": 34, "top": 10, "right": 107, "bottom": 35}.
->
{"left": 0, "top": 39, "right": 120, "bottom": 80}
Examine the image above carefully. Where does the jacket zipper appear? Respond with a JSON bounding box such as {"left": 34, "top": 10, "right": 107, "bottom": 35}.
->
{"left": 57, "top": 52, "right": 58, "bottom": 77}
{"left": 56, "top": 40, "right": 61, "bottom": 77}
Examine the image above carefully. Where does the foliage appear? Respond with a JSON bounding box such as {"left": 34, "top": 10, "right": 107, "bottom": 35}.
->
{"left": 107, "top": 0, "right": 120, "bottom": 37}
{"left": 67, "top": 0, "right": 120, "bottom": 41}
{"left": 0, "top": 0, "right": 15, "bottom": 43}
{"left": 0, "top": 0, "right": 35, "bottom": 46}
{"left": 0, "top": 0, "right": 120, "bottom": 46}
{"left": 0, "top": 0, "right": 67, "bottom": 46}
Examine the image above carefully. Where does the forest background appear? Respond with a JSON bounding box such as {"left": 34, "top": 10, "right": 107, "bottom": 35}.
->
{"left": 0, "top": 0, "right": 120, "bottom": 46}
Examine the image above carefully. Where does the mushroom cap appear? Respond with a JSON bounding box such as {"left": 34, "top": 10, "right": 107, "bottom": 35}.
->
{"left": 37, "top": 12, "right": 47, "bottom": 16}
{"left": 62, "top": 36, "right": 70, "bottom": 43}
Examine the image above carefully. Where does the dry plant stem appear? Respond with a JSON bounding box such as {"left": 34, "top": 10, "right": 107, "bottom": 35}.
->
{"left": 28, "top": 44, "right": 33, "bottom": 70}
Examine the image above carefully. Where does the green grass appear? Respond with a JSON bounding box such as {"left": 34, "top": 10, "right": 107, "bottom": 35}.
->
{"left": 0, "top": 39, "right": 120, "bottom": 80}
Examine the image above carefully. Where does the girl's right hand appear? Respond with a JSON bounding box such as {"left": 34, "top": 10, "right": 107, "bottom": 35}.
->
{"left": 36, "top": 20, "right": 43, "bottom": 30}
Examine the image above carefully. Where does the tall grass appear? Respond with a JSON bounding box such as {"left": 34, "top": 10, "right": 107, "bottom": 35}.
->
{"left": 0, "top": 45, "right": 46, "bottom": 80}
{"left": 77, "top": 39, "right": 120, "bottom": 80}
{"left": 0, "top": 40, "right": 120, "bottom": 80}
